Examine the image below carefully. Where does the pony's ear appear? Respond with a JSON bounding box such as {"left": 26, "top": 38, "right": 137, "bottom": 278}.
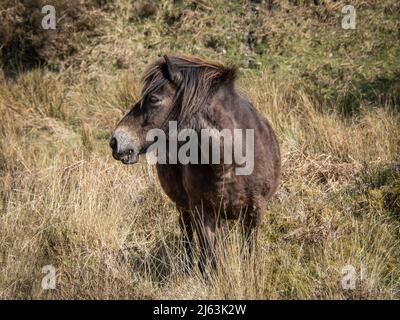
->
{"left": 163, "top": 55, "right": 182, "bottom": 85}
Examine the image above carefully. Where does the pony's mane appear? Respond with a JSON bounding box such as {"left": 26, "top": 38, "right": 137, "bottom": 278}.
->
{"left": 140, "top": 54, "right": 237, "bottom": 128}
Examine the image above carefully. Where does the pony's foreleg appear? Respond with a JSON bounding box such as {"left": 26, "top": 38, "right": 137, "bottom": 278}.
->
{"left": 193, "top": 212, "right": 217, "bottom": 280}
{"left": 179, "top": 210, "right": 194, "bottom": 270}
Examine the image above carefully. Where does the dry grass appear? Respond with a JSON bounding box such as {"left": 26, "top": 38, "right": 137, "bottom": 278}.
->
{"left": 0, "top": 0, "right": 399, "bottom": 299}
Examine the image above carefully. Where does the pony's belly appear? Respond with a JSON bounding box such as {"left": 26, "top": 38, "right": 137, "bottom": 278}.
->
{"left": 208, "top": 184, "right": 250, "bottom": 220}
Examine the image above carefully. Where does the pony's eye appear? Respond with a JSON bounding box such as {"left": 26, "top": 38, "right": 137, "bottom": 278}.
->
{"left": 148, "top": 95, "right": 160, "bottom": 104}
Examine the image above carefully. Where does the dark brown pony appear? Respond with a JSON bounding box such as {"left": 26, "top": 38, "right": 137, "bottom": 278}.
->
{"left": 110, "top": 55, "right": 281, "bottom": 277}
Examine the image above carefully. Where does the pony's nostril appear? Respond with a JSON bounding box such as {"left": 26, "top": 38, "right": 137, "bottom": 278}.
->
{"left": 109, "top": 137, "right": 117, "bottom": 151}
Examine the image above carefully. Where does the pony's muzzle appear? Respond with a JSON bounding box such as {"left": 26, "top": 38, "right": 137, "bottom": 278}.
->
{"left": 109, "top": 132, "right": 139, "bottom": 165}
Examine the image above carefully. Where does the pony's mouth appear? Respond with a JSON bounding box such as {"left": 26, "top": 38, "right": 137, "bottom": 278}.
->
{"left": 113, "top": 149, "right": 139, "bottom": 165}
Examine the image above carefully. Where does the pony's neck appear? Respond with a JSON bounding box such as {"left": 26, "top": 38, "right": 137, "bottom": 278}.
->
{"left": 196, "top": 83, "right": 238, "bottom": 131}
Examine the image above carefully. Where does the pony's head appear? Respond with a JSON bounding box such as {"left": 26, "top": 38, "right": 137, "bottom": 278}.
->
{"left": 110, "top": 54, "right": 236, "bottom": 164}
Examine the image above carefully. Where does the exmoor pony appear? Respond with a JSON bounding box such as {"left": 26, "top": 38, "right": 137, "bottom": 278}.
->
{"left": 110, "top": 55, "right": 281, "bottom": 277}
